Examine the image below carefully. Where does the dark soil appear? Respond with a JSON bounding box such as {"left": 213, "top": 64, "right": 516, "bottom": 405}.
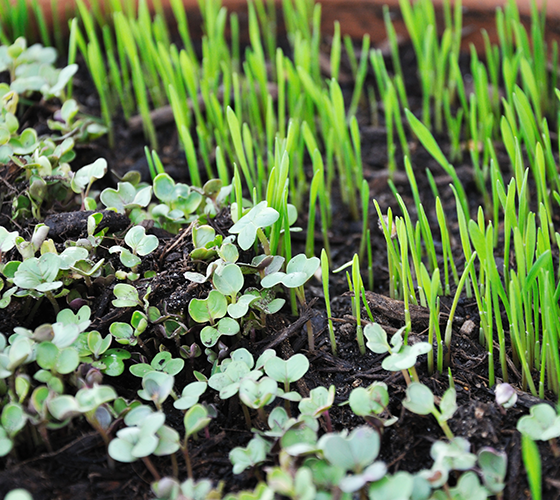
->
{"left": 1, "top": 28, "right": 560, "bottom": 500}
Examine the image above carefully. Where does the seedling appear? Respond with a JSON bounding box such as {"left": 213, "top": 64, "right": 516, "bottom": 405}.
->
{"left": 402, "top": 383, "right": 457, "bottom": 440}
{"left": 318, "top": 426, "right": 380, "bottom": 475}
{"left": 100, "top": 181, "right": 152, "bottom": 214}
{"left": 364, "top": 323, "right": 431, "bottom": 384}
{"left": 13, "top": 252, "right": 63, "bottom": 312}
{"left": 261, "top": 253, "right": 319, "bottom": 350}
{"left": 229, "top": 200, "right": 279, "bottom": 253}
{"left": 111, "top": 283, "right": 142, "bottom": 308}
{"left": 138, "top": 371, "right": 175, "bottom": 410}
{"left": 130, "top": 351, "right": 185, "bottom": 378}
{"left": 110, "top": 225, "right": 159, "bottom": 273}
{"left": 152, "top": 172, "right": 203, "bottom": 227}
{"left": 174, "top": 381, "right": 207, "bottom": 411}
{"left": 183, "top": 404, "right": 212, "bottom": 478}
{"left": 48, "top": 384, "right": 117, "bottom": 421}
{"left": 109, "top": 311, "right": 148, "bottom": 348}
{"left": 200, "top": 317, "right": 240, "bottom": 348}
{"left": 421, "top": 437, "right": 478, "bottom": 491}
{"left": 348, "top": 381, "right": 397, "bottom": 429}
{"left": 35, "top": 340, "right": 80, "bottom": 375}
{"left": 108, "top": 409, "right": 180, "bottom": 480}
{"left": 478, "top": 447, "right": 507, "bottom": 497}
{"left": 229, "top": 434, "right": 271, "bottom": 475}
{"left": 238, "top": 376, "right": 278, "bottom": 420}
{"left": 188, "top": 290, "right": 227, "bottom": 325}
{"left": 264, "top": 353, "right": 309, "bottom": 395}
{"left": 75, "top": 330, "right": 130, "bottom": 376}
{"left": 494, "top": 383, "right": 517, "bottom": 410}
{"left": 517, "top": 403, "right": 560, "bottom": 456}
{"left": 264, "top": 352, "right": 309, "bottom": 414}
{"left": 298, "top": 385, "right": 335, "bottom": 432}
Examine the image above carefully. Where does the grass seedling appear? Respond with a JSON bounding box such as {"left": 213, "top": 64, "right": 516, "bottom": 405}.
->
{"left": 347, "top": 35, "right": 370, "bottom": 119}
{"left": 521, "top": 435, "right": 542, "bottom": 500}
{"left": 352, "top": 254, "right": 366, "bottom": 355}
{"left": 366, "top": 229, "right": 374, "bottom": 291}
{"left": 374, "top": 201, "right": 400, "bottom": 299}
{"left": 405, "top": 108, "right": 469, "bottom": 217}
{"left": 359, "top": 179, "right": 369, "bottom": 260}
{"left": 419, "top": 265, "right": 442, "bottom": 373}
{"left": 321, "top": 249, "right": 336, "bottom": 355}
{"left": 305, "top": 163, "right": 322, "bottom": 258}
{"left": 435, "top": 197, "right": 459, "bottom": 295}
{"left": 383, "top": 5, "right": 409, "bottom": 110}
{"left": 395, "top": 218, "right": 412, "bottom": 339}
{"left": 443, "top": 253, "right": 476, "bottom": 368}
{"left": 330, "top": 21, "right": 340, "bottom": 81}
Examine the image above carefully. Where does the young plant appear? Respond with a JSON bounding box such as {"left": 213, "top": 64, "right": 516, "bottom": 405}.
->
{"left": 517, "top": 403, "right": 560, "bottom": 456}
{"left": 183, "top": 404, "right": 212, "bottom": 478}
{"left": 348, "top": 381, "right": 397, "bottom": 429}
{"left": 298, "top": 385, "right": 335, "bottom": 432}
{"left": 402, "top": 382, "right": 457, "bottom": 440}
{"left": 229, "top": 435, "right": 272, "bottom": 475}
{"left": 108, "top": 408, "right": 180, "bottom": 480}
{"left": 320, "top": 249, "right": 337, "bottom": 355}
{"left": 261, "top": 253, "right": 319, "bottom": 351}
{"left": 110, "top": 225, "right": 159, "bottom": 275}
{"left": 364, "top": 323, "right": 431, "bottom": 384}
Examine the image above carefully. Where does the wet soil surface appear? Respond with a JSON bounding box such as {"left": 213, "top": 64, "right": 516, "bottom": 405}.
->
{"left": 1, "top": 36, "right": 560, "bottom": 500}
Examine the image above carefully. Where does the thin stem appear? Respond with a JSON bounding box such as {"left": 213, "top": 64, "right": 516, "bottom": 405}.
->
{"left": 322, "top": 410, "right": 333, "bottom": 432}
{"left": 401, "top": 369, "right": 412, "bottom": 386}
{"left": 241, "top": 402, "right": 252, "bottom": 430}
{"left": 44, "top": 291, "right": 60, "bottom": 315}
{"left": 256, "top": 227, "right": 271, "bottom": 255}
{"left": 171, "top": 452, "right": 179, "bottom": 478}
{"left": 409, "top": 365, "right": 420, "bottom": 383}
{"left": 183, "top": 438, "right": 193, "bottom": 479}
{"left": 142, "top": 456, "right": 161, "bottom": 481}
{"left": 305, "top": 319, "right": 315, "bottom": 353}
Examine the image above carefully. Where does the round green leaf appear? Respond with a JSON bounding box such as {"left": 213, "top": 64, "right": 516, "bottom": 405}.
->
{"left": 36, "top": 341, "right": 59, "bottom": 370}
{"left": 56, "top": 347, "right": 80, "bottom": 374}
{"left": 188, "top": 290, "right": 227, "bottom": 323}
{"left": 264, "top": 353, "right": 309, "bottom": 384}
{"left": 213, "top": 263, "right": 244, "bottom": 296}
{"left": 403, "top": 382, "right": 435, "bottom": 415}
{"left": 1, "top": 403, "right": 26, "bottom": 437}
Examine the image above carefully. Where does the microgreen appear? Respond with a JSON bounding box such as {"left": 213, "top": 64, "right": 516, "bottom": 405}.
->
{"left": 264, "top": 352, "right": 308, "bottom": 385}
{"left": 318, "top": 426, "right": 380, "bottom": 474}
{"left": 348, "top": 381, "right": 397, "bottom": 428}
{"left": 402, "top": 382, "right": 456, "bottom": 440}
{"left": 517, "top": 403, "right": 560, "bottom": 443}
{"left": 478, "top": 447, "right": 507, "bottom": 495}
{"left": 261, "top": 253, "right": 319, "bottom": 350}
{"left": 4, "top": 0, "right": 560, "bottom": 495}
{"left": 522, "top": 434, "right": 542, "bottom": 500}
{"left": 108, "top": 410, "right": 180, "bottom": 471}
{"left": 137, "top": 371, "right": 175, "bottom": 410}
{"left": 229, "top": 200, "right": 279, "bottom": 252}
{"left": 100, "top": 182, "right": 152, "bottom": 214}
{"left": 364, "top": 323, "right": 431, "bottom": 384}
{"left": 495, "top": 383, "right": 517, "bottom": 410}
{"left": 230, "top": 435, "right": 271, "bottom": 475}
{"left": 130, "top": 351, "right": 184, "bottom": 378}
{"left": 183, "top": 403, "right": 212, "bottom": 478}
{"left": 173, "top": 381, "right": 207, "bottom": 411}
{"left": 188, "top": 290, "right": 228, "bottom": 325}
